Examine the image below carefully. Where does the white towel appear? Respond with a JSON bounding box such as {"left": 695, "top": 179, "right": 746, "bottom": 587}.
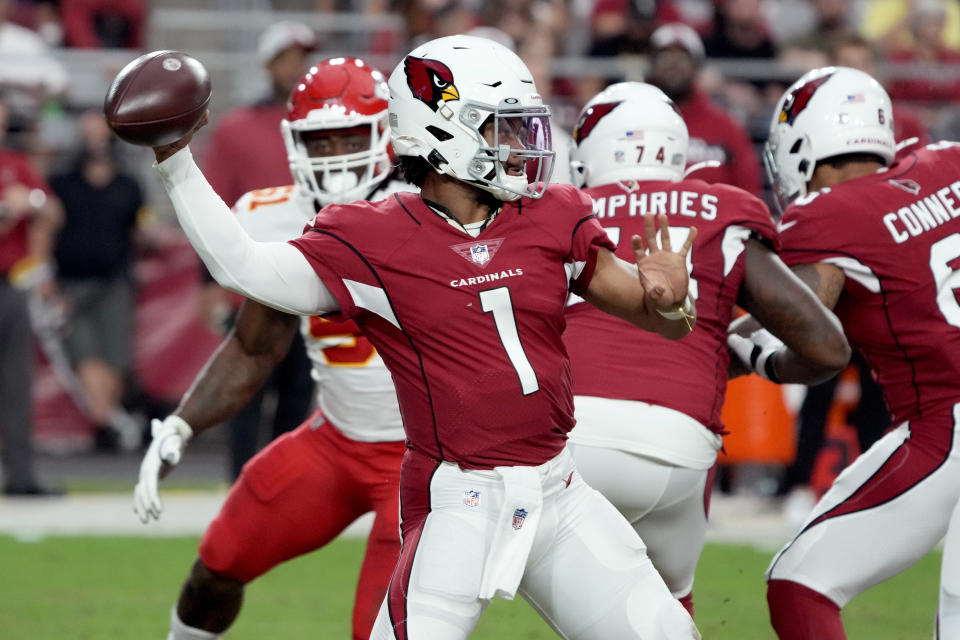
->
{"left": 478, "top": 465, "right": 543, "bottom": 600}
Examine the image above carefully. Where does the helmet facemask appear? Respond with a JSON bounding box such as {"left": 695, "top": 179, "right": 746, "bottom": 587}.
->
{"left": 283, "top": 114, "right": 391, "bottom": 207}
{"left": 463, "top": 102, "right": 554, "bottom": 201}
{"left": 387, "top": 35, "right": 557, "bottom": 203}
{"left": 763, "top": 128, "right": 814, "bottom": 215}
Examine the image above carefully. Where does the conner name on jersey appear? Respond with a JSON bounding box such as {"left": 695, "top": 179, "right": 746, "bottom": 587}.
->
{"left": 592, "top": 189, "right": 718, "bottom": 221}
{"left": 450, "top": 268, "right": 524, "bottom": 288}
{"left": 882, "top": 179, "right": 960, "bottom": 244}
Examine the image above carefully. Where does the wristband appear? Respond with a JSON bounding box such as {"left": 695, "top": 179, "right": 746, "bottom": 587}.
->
{"left": 749, "top": 343, "right": 782, "bottom": 384}
{"left": 156, "top": 414, "right": 194, "bottom": 442}
{"left": 656, "top": 295, "right": 695, "bottom": 330}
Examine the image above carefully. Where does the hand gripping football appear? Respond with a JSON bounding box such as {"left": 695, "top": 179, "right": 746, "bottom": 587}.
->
{"left": 104, "top": 50, "right": 211, "bottom": 147}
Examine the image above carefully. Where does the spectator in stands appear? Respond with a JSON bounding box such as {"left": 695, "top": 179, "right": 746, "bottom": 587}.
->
{"left": 204, "top": 21, "right": 317, "bottom": 207}
{"left": 704, "top": 0, "right": 777, "bottom": 60}
{"left": 0, "top": 91, "right": 63, "bottom": 496}
{"left": 10, "top": 0, "right": 63, "bottom": 47}
{"left": 61, "top": 0, "right": 146, "bottom": 49}
{"left": 776, "top": 0, "right": 855, "bottom": 53}
{"left": 49, "top": 110, "right": 144, "bottom": 449}
{"left": 647, "top": 22, "right": 763, "bottom": 195}
{"left": 882, "top": 0, "right": 960, "bottom": 103}
{"left": 861, "top": 0, "right": 960, "bottom": 54}
{"left": 0, "top": 0, "right": 67, "bottom": 126}
{"left": 829, "top": 33, "right": 929, "bottom": 155}
{"left": 586, "top": 0, "right": 660, "bottom": 57}
{"left": 428, "top": 0, "right": 478, "bottom": 40}
{"left": 201, "top": 21, "right": 317, "bottom": 479}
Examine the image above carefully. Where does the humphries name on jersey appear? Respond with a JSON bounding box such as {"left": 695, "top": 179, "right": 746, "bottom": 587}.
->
{"left": 567, "top": 178, "right": 778, "bottom": 440}
{"left": 591, "top": 185, "right": 719, "bottom": 221}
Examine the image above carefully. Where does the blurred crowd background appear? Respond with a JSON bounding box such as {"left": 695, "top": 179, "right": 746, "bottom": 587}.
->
{"left": 0, "top": 0, "right": 955, "bottom": 505}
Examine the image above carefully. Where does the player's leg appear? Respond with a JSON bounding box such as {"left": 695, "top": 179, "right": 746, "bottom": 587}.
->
{"left": 368, "top": 452, "right": 493, "bottom": 640}
{"left": 767, "top": 407, "right": 960, "bottom": 640}
{"left": 569, "top": 443, "right": 709, "bottom": 611}
{"left": 169, "top": 416, "right": 370, "bottom": 638}
{"left": 0, "top": 283, "right": 39, "bottom": 491}
{"left": 349, "top": 439, "right": 405, "bottom": 640}
{"left": 631, "top": 465, "right": 709, "bottom": 616}
{"left": 937, "top": 496, "right": 960, "bottom": 639}
{"left": 520, "top": 466, "right": 699, "bottom": 640}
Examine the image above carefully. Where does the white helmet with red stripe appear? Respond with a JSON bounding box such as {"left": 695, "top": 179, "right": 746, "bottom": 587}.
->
{"left": 572, "top": 82, "right": 688, "bottom": 187}
{"left": 764, "top": 66, "right": 895, "bottom": 212}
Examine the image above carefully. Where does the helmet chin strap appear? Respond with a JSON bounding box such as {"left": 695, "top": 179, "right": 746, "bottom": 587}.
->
{"left": 480, "top": 173, "right": 527, "bottom": 202}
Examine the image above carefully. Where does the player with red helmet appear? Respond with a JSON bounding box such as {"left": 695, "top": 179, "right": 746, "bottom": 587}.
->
{"left": 133, "top": 57, "right": 412, "bottom": 640}
{"left": 562, "top": 81, "right": 848, "bottom": 618}
{"left": 150, "top": 35, "right": 702, "bottom": 639}
{"left": 733, "top": 66, "right": 960, "bottom": 638}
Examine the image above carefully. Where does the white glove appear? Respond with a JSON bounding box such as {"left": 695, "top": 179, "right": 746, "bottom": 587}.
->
{"left": 727, "top": 328, "right": 785, "bottom": 383}
{"left": 133, "top": 415, "right": 193, "bottom": 523}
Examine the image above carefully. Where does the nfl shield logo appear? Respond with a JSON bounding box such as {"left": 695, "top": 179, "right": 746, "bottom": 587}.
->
{"left": 614, "top": 150, "right": 625, "bottom": 163}
{"left": 512, "top": 508, "right": 527, "bottom": 530}
{"left": 464, "top": 489, "right": 480, "bottom": 508}
{"left": 470, "top": 243, "right": 490, "bottom": 265}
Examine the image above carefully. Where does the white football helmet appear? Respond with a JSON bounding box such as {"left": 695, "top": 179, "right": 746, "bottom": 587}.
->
{"left": 572, "top": 82, "right": 688, "bottom": 187}
{"left": 282, "top": 57, "right": 393, "bottom": 207}
{"left": 764, "top": 66, "right": 895, "bottom": 212}
{"left": 387, "top": 35, "right": 555, "bottom": 201}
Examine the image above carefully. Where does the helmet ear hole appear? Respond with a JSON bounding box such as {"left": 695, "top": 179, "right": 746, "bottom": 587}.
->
{"left": 789, "top": 138, "right": 803, "bottom": 154}
{"left": 798, "top": 159, "right": 809, "bottom": 175}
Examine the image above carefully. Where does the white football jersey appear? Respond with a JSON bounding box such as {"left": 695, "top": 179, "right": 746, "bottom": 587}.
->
{"left": 232, "top": 180, "right": 413, "bottom": 442}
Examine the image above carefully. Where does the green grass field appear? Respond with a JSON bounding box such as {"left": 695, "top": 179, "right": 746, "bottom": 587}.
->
{"left": 0, "top": 536, "right": 940, "bottom": 639}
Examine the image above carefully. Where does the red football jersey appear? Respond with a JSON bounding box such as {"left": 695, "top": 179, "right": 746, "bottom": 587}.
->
{"left": 290, "top": 185, "right": 615, "bottom": 469}
{"left": 563, "top": 179, "right": 778, "bottom": 433}
{"left": 778, "top": 141, "right": 960, "bottom": 425}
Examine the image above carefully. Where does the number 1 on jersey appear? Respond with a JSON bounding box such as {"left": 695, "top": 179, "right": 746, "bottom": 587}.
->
{"left": 479, "top": 287, "right": 540, "bottom": 395}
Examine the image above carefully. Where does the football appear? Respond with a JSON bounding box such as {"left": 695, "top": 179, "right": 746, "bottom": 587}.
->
{"left": 104, "top": 50, "right": 211, "bottom": 147}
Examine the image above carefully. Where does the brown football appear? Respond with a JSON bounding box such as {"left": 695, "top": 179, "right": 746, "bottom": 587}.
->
{"left": 104, "top": 50, "right": 211, "bottom": 147}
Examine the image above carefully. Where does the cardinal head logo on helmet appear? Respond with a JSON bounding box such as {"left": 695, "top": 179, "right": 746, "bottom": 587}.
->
{"left": 404, "top": 56, "right": 460, "bottom": 112}
{"left": 573, "top": 101, "right": 621, "bottom": 144}
{"left": 778, "top": 71, "right": 833, "bottom": 125}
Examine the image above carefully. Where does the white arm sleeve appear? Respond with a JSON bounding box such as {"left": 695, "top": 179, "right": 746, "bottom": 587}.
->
{"left": 154, "top": 147, "right": 339, "bottom": 316}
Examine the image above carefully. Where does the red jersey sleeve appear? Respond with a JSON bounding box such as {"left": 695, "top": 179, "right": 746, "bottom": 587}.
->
{"left": 288, "top": 202, "right": 379, "bottom": 321}
{"left": 726, "top": 186, "right": 780, "bottom": 251}
{"left": 555, "top": 185, "right": 616, "bottom": 294}
{"left": 777, "top": 193, "right": 846, "bottom": 267}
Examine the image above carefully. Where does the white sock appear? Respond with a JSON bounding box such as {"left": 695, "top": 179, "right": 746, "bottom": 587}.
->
{"left": 167, "top": 606, "right": 222, "bottom": 640}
